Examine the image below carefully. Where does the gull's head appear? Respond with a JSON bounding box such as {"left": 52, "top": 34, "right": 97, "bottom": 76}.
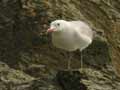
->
{"left": 47, "top": 20, "right": 68, "bottom": 33}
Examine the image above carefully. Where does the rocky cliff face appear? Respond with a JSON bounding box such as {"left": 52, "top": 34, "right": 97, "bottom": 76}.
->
{"left": 0, "top": 0, "right": 120, "bottom": 90}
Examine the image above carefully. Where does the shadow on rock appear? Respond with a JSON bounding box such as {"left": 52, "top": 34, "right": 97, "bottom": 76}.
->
{"left": 56, "top": 70, "right": 87, "bottom": 90}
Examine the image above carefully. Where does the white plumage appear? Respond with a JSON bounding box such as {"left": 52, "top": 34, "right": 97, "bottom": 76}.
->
{"left": 47, "top": 20, "right": 94, "bottom": 70}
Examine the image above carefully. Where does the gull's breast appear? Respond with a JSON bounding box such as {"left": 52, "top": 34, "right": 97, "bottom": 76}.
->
{"left": 52, "top": 31, "right": 78, "bottom": 51}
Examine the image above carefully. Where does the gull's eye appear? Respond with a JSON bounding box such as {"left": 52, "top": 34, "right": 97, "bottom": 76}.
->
{"left": 57, "top": 23, "right": 60, "bottom": 26}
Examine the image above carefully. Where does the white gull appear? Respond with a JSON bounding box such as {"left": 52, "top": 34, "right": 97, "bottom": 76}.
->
{"left": 47, "top": 20, "right": 94, "bottom": 70}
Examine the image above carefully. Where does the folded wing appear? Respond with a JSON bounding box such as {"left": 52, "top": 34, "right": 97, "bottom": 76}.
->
{"left": 69, "top": 21, "right": 94, "bottom": 39}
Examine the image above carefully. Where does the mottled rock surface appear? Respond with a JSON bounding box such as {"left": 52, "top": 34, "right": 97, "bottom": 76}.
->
{"left": 0, "top": 0, "right": 120, "bottom": 90}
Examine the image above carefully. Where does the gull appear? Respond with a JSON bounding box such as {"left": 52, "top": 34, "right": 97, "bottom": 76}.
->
{"left": 47, "top": 20, "right": 94, "bottom": 70}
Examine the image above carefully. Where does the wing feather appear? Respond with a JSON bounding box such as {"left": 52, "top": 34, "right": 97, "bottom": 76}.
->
{"left": 69, "top": 21, "right": 93, "bottom": 39}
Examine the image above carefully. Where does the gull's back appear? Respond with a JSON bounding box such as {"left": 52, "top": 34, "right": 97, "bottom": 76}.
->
{"left": 69, "top": 21, "right": 93, "bottom": 39}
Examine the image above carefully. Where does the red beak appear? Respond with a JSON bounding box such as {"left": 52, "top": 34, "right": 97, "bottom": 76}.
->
{"left": 47, "top": 28, "right": 54, "bottom": 33}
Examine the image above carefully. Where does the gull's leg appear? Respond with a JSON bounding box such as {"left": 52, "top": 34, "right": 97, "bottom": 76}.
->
{"left": 68, "top": 56, "right": 71, "bottom": 70}
{"left": 67, "top": 52, "right": 73, "bottom": 70}
{"left": 80, "top": 51, "right": 83, "bottom": 72}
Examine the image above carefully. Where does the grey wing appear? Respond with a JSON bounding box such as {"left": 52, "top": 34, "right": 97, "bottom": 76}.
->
{"left": 69, "top": 21, "right": 94, "bottom": 39}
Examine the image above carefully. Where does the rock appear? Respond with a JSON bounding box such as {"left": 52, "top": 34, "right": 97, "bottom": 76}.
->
{"left": 56, "top": 70, "right": 87, "bottom": 90}
{"left": 83, "top": 37, "right": 110, "bottom": 69}
{"left": 29, "top": 77, "right": 62, "bottom": 90}
{"left": 56, "top": 69, "right": 120, "bottom": 90}
{"left": 0, "top": 61, "right": 34, "bottom": 89}
{"left": 0, "top": 0, "right": 120, "bottom": 90}
{"left": 81, "top": 68, "right": 120, "bottom": 90}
